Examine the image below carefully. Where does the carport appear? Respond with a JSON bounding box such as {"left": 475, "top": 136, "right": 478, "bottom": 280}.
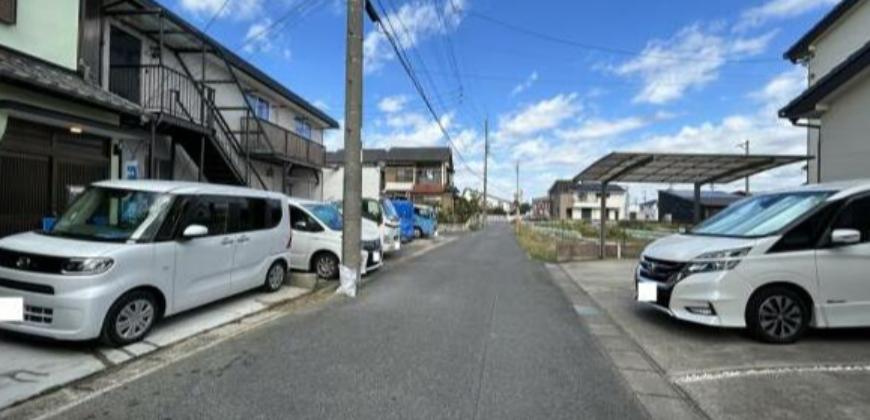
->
{"left": 572, "top": 152, "right": 810, "bottom": 258}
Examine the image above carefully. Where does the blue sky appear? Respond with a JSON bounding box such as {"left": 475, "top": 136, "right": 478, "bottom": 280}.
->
{"left": 166, "top": 0, "right": 838, "bottom": 204}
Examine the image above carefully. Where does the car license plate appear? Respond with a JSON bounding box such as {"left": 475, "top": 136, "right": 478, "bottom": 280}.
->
{"left": 637, "top": 282, "right": 657, "bottom": 302}
{"left": 373, "top": 251, "right": 381, "bottom": 263}
{"left": 0, "top": 297, "right": 24, "bottom": 322}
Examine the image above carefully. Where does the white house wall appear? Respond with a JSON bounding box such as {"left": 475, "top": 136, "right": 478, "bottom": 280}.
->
{"left": 322, "top": 166, "right": 382, "bottom": 201}
{"left": 809, "top": 0, "right": 870, "bottom": 83}
{"left": 818, "top": 71, "right": 870, "bottom": 182}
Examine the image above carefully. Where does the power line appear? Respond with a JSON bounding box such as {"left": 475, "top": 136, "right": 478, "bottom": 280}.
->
{"left": 369, "top": 0, "right": 484, "bottom": 181}
{"left": 467, "top": 10, "right": 783, "bottom": 65}
{"left": 235, "top": 0, "right": 327, "bottom": 52}
{"left": 202, "top": 0, "right": 233, "bottom": 32}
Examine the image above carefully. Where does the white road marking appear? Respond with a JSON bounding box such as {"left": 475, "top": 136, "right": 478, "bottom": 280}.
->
{"left": 673, "top": 364, "right": 870, "bottom": 384}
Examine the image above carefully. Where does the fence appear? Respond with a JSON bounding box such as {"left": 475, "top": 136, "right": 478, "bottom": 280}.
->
{"left": 524, "top": 220, "right": 681, "bottom": 262}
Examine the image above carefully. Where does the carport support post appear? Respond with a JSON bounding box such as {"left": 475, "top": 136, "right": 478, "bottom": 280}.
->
{"left": 599, "top": 181, "right": 608, "bottom": 260}
{"left": 693, "top": 182, "right": 702, "bottom": 225}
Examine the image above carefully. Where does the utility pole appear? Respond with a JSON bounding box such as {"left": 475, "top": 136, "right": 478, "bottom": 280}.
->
{"left": 341, "top": 0, "right": 364, "bottom": 294}
{"left": 737, "top": 139, "right": 750, "bottom": 194}
{"left": 482, "top": 117, "right": 488, "bottom": 229}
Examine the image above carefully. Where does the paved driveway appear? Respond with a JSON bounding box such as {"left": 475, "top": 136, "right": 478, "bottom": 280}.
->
{"left": 43, "top": 226, "right": 648, "bottom": 420}
{"left": 562, "top": 260, "right": 870, "bottom": 420}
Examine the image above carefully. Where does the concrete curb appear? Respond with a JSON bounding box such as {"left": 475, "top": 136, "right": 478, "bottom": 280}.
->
{"left": 544, "top": 263, "right": 710, "bottom": 420}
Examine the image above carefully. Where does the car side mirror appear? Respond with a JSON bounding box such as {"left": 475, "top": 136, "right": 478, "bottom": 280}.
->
{"left": 831, "top": 229, "right": 861, "bottom": 246}
{"left": 182, "top": 224, "right": 209, "bottom": 239}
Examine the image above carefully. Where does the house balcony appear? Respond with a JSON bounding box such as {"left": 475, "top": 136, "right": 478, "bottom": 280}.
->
{"left": 109, "top": 64, "right": 215, "bottom": 129}
{"left": 240, "top": 117, "right": 325, "bottom": 168}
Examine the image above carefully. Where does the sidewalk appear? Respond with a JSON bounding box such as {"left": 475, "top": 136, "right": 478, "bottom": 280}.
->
{"left": 0, "top": 284, "right": 310, "bottom": 410}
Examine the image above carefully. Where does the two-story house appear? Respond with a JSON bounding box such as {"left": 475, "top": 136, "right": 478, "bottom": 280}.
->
{"left": 780, "top": 0, "right": 870, "bottom": 183}
{"left": 547, "top": 180, "right": 626, "bottom": 221}
{"left": 572, "top": 182, "right": 626, "bottom": 222}
{"left": 323, "top": 147, "right": 456, "bottom": 212}
{"left": 0, "top": 0, "right": 337, "bottom": 237}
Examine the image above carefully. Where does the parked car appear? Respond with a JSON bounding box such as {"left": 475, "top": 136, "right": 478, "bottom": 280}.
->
{"left": 391, "top": 199, "right": 417, "bottom": 243}
{"left": 287, "top": 198, "right": 383, "bottom": 280}
{"left": 331, "top": 198, "right": 401, "bottom": 254}
{"left": 379, "top": 198, "right": 402, "bottom": 253}
{"left": 635, "top": 180, "right": 870, "bottom": 344}
{"left": 0, "top": 181, "right": 291, "bottom": 347}
{"left": 413, "top": 205, "right": 437, "bottom": 239}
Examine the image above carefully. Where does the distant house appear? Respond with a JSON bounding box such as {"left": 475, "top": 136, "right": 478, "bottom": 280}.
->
{"left": 780, "top": 0, "right": 870, "bottom": 183}
{"left": 532, "top": 197, "right": 551, "bottom": 219}
{"left": 639, "top": 200, "right": 659, "bottom": 221}
{"left": 657, "top": 190, "right": 743, "bottom": 224}
{"left": 546, "top": 180, "right": 627, "bottom": 221}
{"left": 548, "top": 180, "right": 575, "bottom": 220}
{"left": 323, "top": 147, "right": 456, "bottom": 211}
{"left": 572, "top": 182, "right": 627, "bottom": 222}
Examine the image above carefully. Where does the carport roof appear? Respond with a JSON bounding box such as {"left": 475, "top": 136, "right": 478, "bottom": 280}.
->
{"left": 573, "top": 152, "right": 810, "bottom": 185}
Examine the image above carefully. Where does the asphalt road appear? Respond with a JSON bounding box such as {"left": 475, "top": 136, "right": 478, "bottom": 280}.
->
{"left": 53, "top": 226, "right": 647, "bottom": 420}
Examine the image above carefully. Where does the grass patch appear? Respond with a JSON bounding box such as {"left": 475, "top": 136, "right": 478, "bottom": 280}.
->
{"left": 514, "top": 225, "right": 559, "bottom": 262}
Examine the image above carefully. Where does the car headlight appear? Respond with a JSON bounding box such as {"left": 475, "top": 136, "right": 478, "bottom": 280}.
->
{"left": 681, "top": 247, "right": 752, "bottom": 277}
{"left": 62, "top": 257, "right": 114, "bottom": 275}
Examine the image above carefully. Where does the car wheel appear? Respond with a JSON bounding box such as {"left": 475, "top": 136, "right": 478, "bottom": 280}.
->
{"left": 314, "top": 252, "right": 339, "bottom": 280}
{"left": 414, "top": 228, "right": 423, "bottom": 239}
{"left": 746, "top": 286, "right": 810, "bottom": 344}
{"left": 263, "top": 262, "right": 286, "bottom": 293}
{"left": 101, "top": 290, "right": 159, "bottom": 348}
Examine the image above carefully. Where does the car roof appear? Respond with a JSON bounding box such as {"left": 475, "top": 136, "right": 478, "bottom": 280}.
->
{"left": 752, "top": 179, "right": 870, "bottom": 200}
{"left": 286, "top": 196, "right": 328, "bottom": 206}
{"left": 92, "top": 180, "right": 284, "bottom": 199}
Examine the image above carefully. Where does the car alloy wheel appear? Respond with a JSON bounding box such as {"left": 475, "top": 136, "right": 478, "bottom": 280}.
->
{"left": 316, "top": 254, "right": 338, "bottom": 279}
{"left": 265, "top": 263, "right": 286, "bottom": 292}
{"left": 115, "top": 299, "right": 155, "bottom": 341}
{"left": 758, "top": 295, "right": 803, "bottom": 340}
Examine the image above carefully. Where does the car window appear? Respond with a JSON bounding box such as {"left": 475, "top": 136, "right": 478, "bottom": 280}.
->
{"left": 770, "top": 202, "right": 841, "bottom": 253}
{"left": 830, "top": 195, "right": 870, "bottom": 244}
{"left": 289, "top": 206, "right": 323, "bottom": 233}
{"left": 185, "top": 196, "right": 230, "bottom": 237}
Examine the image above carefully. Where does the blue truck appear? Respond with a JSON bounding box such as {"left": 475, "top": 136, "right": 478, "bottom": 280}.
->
{"left": 413, "top": 204, "right": 437, "bottom": 238}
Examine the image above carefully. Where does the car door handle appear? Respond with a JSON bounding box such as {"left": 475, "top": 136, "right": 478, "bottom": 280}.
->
{"left": 221, "top": 238, "right": 234, "bottom": 246}
{"left": 237, "top": 236, "right": 250, "bottom": 244}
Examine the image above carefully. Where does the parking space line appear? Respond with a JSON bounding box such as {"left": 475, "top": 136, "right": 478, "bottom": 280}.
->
{"left": 672, "top": 364, "right": 870, "bottom": 384}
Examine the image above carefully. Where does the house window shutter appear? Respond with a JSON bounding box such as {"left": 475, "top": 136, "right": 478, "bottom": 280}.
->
{"left": 0, "top": 0, "right": 15, "bottom": 24}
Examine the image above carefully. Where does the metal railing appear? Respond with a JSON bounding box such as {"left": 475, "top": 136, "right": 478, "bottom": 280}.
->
{"left": 240, "top": 116, "right": 325, "bottom": 167}
{"left": 109, "top": 65, "right": 215, "bottom": 127}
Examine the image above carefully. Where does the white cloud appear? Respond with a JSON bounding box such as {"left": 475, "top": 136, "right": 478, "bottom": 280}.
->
{"left": 378, "top": 95, "right": 410, "bottom": 113}
{"left": 180, "top": 0, "right": 263, "bottom": 21}
{"left": 497, "top": 93, "right": 581, "bottom": 139}
{"left": 510, "top": 71, "right": 539, "bottom": 96}
{"left": 557, "top": 112, "right": 674, "bottom": 141}
{"left": 615, "top": 25, "right": 776, "bottom": 104}
{"left": 737, "top": 0, "right": 839, "bottom": 30}
{"left": 312, "top": 99, "right": 330, "bottom": 111}
{"left": 243, "top": 18, "right": 274, "bottom": 53}
{"left": 282, "top": 48, "right": 293, "bottom": 61}
{"left": 363, "top": 0, "right": 466, "bottom": 73}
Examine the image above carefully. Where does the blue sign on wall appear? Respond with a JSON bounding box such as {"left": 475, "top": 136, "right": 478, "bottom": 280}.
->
{"left": 125, "top": 161, "right": 139, "bottom": 180}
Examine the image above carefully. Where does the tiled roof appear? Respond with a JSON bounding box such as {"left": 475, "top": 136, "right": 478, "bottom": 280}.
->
{"left": 0, "top": 46, "right": 142, "bottom": 116}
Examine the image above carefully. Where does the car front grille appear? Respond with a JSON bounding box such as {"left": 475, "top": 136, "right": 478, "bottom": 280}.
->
{"left": 638, "top": 256, "right": 684, "bottom": 284}
{"left": 362, "top": 240, "right": 381, "bottom": 252}
{"left": 0, "top": 248, "right": 67, "bottom": 274}
{"left": 24, "top": 305, "right": 54, "bottom": 325}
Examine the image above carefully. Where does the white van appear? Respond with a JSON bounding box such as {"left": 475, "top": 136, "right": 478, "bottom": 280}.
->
{"left": 287, "top": 198, "right": 383, "bottom": 279}
{"left": 636, "top": 180, "right": 870, "bottom": 343}
{"left": 0, "top": 181, "right": 291, "bottom": 346}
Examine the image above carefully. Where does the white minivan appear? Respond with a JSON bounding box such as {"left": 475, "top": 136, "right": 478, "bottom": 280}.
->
{"left": 0, "top": 181, "right": 291, "bottom": 346}
{"left": 636, "top": 180, "right": 870, "bottom": 344}
{"left": 287, "top": 198, "right": 383, "bottom": 279}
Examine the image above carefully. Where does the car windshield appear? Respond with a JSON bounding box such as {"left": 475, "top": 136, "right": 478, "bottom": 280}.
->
{"left": 381, "top": 199, "right": 399, "bottom": 220}
{"left": 49, "top": 187, "right": 174, "bottom": 242}
{"left": 690, "top": 191, "right": 833, "bottom": 238}
{"left": 304, "top": 203, "right": 343, "bottom": 231}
